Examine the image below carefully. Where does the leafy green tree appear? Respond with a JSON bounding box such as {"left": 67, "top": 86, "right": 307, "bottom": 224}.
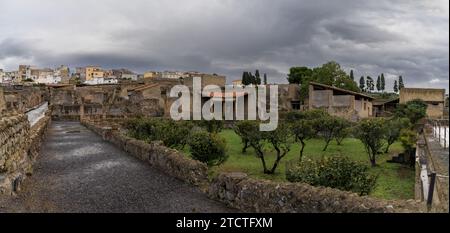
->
{"left": 394, "top": 99, "right": 428, "bottom": 124}
{"left": 287, "top": 66, "right": 312, "bottom": 84}
{"left": 399, "top": 75, "right": 404, "bottom": 89}
{"left": 354, "top": 118, "right": 386, "bottom": 167}
{"left": 242, "top": 71, "right": 251, "bottom": 85}
{"left": 393, "top": 80, "right": 399, "bottom": 93}
{"left": 384, "top": 117, "right": 411, "bottom": 153}
{"left": 334, "top": 118, "right": 352, "bottom": 146}
{"left": 399, "top": 128, "right": 418, "bottom": 158}
{"left": 312, "top": 61, "right": 359, "bottom": 92}
{"left": 359, "top": 76, "right": 365, "bottom": 91}
{"left": 380, "top": 73, "right": 385, "bottom": 91}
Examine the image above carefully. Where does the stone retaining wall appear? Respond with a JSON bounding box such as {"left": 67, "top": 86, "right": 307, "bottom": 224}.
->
{"left": 81, "top": 118, "right": 426, "bottom": 213}
{"left": 81, "top": 118, "right": 208, "bottom": 187}
{"left": 0, "top": 111, "right": 51, "bottom": 195}
{"left": 208, "top": 172, "right": 424, "bottom": 213}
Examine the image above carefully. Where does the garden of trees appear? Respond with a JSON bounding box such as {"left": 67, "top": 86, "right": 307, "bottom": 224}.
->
{"left": 124, "top": 99, "right": 427, "bottom": 199}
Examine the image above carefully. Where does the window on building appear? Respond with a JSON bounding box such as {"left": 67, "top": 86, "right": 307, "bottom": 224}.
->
{"left": 291, "top": 101, "right": 301, "bottom": 110}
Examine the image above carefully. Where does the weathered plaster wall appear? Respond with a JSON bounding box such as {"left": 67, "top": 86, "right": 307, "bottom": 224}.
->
{"left": 400, "top": 88, "right": 445, "bottom": 118}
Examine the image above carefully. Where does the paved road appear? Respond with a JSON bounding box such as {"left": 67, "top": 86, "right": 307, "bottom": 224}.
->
{"left": 0, "top": 121, "right": 234, "bottom": 213}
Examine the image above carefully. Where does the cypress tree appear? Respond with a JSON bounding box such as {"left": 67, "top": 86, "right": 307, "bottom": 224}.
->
{"left": 376, "top": 75, "right": 381, "bottom": 92}
{"left": 263, "top": 73, "right": 267, "bottom": 85}
{"left": 393, "top": 80, "right": 398, "bottom": 93}
{"left": 255, "top": 70, "right": 261, "bottom": 85}
{"left": 350, "top": 70, "right": 354, "bottom": 81}
{"left": 398, "top": 75, "right": 404, "bottom": 90}
{"left": 359, "top": 76, "right": 365, "bottom": 91}
{"left": 381, "top": 73, "right": 385, "bottom": 92}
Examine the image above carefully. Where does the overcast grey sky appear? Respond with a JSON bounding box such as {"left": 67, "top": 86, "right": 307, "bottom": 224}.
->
{"left": 0, "top": 0, "right": 448, "bottom": 91}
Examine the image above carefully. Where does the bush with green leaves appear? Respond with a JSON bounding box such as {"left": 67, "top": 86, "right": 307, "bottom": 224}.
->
{"left": 286, "top": 156, "right": 377, "bottom": 196}
{"left": 384, "top": 117, "right": 411, "bottom": 153}
{"left": 395, "top": 99, "right": 428, "bottom": 124}
{"left": 399, "top": 128, "right": 417, "bottom": 156}
{"left": 125, "top": 118, "right": 193, "bottom": 149}
{"left": 197, "top": 119, "right": 224, "bottom": 133}
{"left": 291, "top": 118, "right": 315, "bottom": 162}
{"left": 188, "top": 130, "right": 228, "bottom": 166}
{"left": 354, "top": 118, "right": 386, "bottom": 167}
{"left": 315, "top": 114, "right": 349, "bottom": 151}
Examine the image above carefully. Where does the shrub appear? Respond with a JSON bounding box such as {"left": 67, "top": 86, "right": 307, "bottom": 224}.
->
{"left": 286, "top": 156, "right": 377, "bottom": 196}
{"left": 125, "top": 118, "right": 193, "bottom": 149}
{"left": 197, "top": 119, "right": 224, "bottom": 133}
{"left": 188, "top": 130, "right": 228, "bottom": 166}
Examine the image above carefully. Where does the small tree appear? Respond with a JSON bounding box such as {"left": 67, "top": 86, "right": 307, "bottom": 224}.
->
{"left": 263, "top": 73, "right": 267, "bottom": 85}
{"left": 188, "top": 130, "right": 228, "bottom": 166}
{"left": 198, "top": 119, "right": 224, "bottom": 134}
{"left": 354, "top": 118, "right": 386, "bottom": 167}
{"left": 234, "top": 120, "right": 257, "bottom": 153}
{"left": 399, "top": 128, "right": 417, "bottom": 159}
{"left": 350, "top": 70, "right": 354, "bottom": 81}
{"left": 317, "top": 115, "right": 344, "bottom": 151}
{"left": 393, "top": 80, "right": 399, "bottom": 93}
{"left": 384, "top": 117, "right": 411, "bottom": 153}
{"left": 247, "top": 123, "right": 292, "bottom": 174}
{"left": 376, "top": 75, "right": 381, "bottom": 92}
{"left": 334, "top": 118, "right": 352, "bottom": 146}
{"left": 291, "top": 119, "right": 315, "bottom": 162}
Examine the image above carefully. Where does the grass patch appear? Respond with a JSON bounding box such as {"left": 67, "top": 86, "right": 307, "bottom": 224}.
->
{"left": 204, "top": 129, "right": 414, "bottom": 200}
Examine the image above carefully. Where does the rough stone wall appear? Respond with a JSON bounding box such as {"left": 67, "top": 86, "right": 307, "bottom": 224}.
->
{"left": 208, "top": 173, "right": 425, "bottom": 213}
{"left": 400, "top": 88, "right": 445, "bottom": 118}
{"left": 80, "top": 119, "right": 208, "bottom": 187}
{"left": 0, "top": 111, "right": 51, "bottom": 195}
{"left": 0, "top": 87, "right": 6, "bottom": 114}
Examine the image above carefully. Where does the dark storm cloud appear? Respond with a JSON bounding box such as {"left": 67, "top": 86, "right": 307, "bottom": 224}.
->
{"left": 0, "top": 0, "right": 448, "bottom": 91}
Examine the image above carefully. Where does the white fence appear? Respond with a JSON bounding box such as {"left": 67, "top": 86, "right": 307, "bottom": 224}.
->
{"left": 431, "top": 120, "right": 449, "bottom": 149}
{"left": 26, "top": 102, "right": 48, "bottom": 127}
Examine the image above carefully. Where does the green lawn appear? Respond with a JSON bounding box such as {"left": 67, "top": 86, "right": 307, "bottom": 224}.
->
{"left": 203, "top": 129, "right": 415, "bottom": 200}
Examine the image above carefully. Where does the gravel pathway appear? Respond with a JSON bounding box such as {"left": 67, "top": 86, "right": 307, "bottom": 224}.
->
{"left": 0, "top": 121, "right": 234, "bottom": 213}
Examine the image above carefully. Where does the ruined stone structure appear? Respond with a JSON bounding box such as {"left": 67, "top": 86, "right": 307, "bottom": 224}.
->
{"left": 307, "top": 82, "right": 374, "bottom": 120}
{"left": 373, "top": 98, "right": 399, "bottom": 117}
{"left": 2, "top": 85, "right": 48, "bottom": 112}
{"left": 400, "top": 88, "right": 446, "bottom": 119}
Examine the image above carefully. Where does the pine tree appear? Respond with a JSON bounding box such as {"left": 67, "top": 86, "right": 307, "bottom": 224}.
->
{"left": 398, "top": 75, "right": 404, "bottom": 90}
{"left": 393, "top": 80, "right": 398, "bottom": 93}
{"left": 263, "top": 73, "right": 267, "bottom": 85}
{"left": 359, "top": 76, "right": 365, "bottom": 91}
{"left": 376, "top": 75, "right": 381, "bottom": 92}
{"left": 366, "top": 76, "right": 374, "bottom": 92}
{"left": 380, "top": 73, "right": 385, "bottom": 92}
{"left": 350, "top": 70, "right": 354, "bottom": 81}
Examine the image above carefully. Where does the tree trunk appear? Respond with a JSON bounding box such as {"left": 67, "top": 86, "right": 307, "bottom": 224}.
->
{"left": 323, "top": 138, "right": 331, "bottom": 151}
{"left": 269, "top": 149, "right": 284, "bottom": 174}
{"left": 370, "top": 155, "right": 377, "bottom": 167}
{"left": 242, "top": 141, "right": 248, "bottom": 153}
{"left": 299, "top": 140, "right": 306, "bottom": 162}
{"left": 257, "top": 150, "right": 269, "bottom": 173}
{"left": 384, "top": 142, "right": 392, "bottom": 153}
